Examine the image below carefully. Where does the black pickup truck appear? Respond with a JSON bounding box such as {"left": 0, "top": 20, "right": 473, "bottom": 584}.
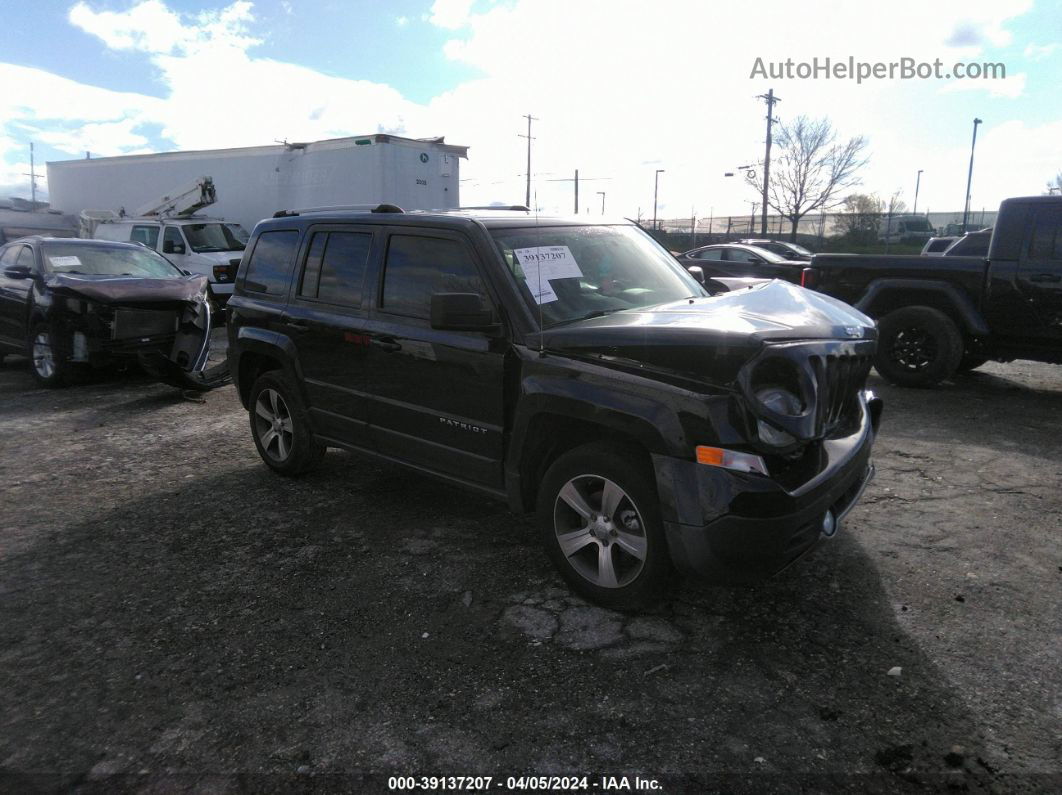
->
{"left": 227, "top": 207, "right": 882, "bottom": 606}
{"left": 803, "top": 195, "right": 1062, "bottom": 387}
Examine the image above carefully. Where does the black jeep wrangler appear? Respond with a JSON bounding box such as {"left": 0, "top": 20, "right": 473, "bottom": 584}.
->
{"left": 227, "top": 207, "right": 883, "bottom": 606}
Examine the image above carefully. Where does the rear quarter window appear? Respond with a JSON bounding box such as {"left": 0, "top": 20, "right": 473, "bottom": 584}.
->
{"left": 242, "top": 230, "right": 300, "bottom": 296}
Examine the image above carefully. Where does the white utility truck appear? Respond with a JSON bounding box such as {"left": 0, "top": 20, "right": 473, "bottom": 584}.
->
{"left": 84, "top": 177, "right": 248, "bottom": 306}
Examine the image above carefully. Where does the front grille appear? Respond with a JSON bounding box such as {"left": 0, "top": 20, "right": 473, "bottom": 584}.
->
{"left": 112, "top": 309, "right": 178, "bottom": 340}
{"left": 809, "top": 352, "right": 873, "bottom": 435}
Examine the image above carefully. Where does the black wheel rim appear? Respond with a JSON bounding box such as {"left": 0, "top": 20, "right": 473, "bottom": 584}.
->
{"left": 890, "top": 326, "right": 938, "bottom": 371}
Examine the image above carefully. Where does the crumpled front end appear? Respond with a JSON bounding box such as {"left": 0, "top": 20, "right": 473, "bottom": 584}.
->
{"left": 44, "top": 274, "right": 229, "bottom": 390}
{"left": 654, "top": 337, "right": 884, "bottom": 583}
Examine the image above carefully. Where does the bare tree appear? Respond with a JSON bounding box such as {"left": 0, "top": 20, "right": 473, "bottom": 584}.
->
{"left": 1047, "top": 172, "right": 1062, "bottom": 195}
{"left": 836, "top": 193, "right": 881, "bottom": 243}
{"left": 756, "top": 116, "right": 869, "bottom": 241}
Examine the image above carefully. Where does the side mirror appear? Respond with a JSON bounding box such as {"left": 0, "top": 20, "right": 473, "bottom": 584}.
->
{"left": 3, "top": 265, "right": 32, "bottom": 280}
{"left": 430, "top": 292, "right": 497, "bottom": 332}
{"left": 163, "top": 240, "right": 186, "bottom": 255}
{"left": 686, "top": 265, "right": 705, "bottom": 285}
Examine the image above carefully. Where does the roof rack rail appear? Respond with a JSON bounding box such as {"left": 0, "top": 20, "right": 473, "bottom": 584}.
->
{"left": 272, "top": 203, "right": 405, "bottom": 218}
{"left": 458, "top": 205, "right": 530, "bottom": 211}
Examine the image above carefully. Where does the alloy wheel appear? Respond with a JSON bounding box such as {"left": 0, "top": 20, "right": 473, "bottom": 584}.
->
{"left": 254, "top": 388, "right": 294, "bottom": 462}
{"left": 32, "top": 332, "right": 55, "bottom": 379}
{"left": 890, "top": 326, "right": 938, "bottom": 371}
{"left": 553, "top": 474, "right": 648, "bottom": 588}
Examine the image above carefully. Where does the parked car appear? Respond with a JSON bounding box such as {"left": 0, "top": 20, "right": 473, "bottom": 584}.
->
{"left": 0, "top": 237, "right": 220, "bottom": 388}
{"left": 942, "top": 229, "right": 992, "bottom": 257}
{"left": 920, "top": 236, "right": 958, "bottom": 256}
{"left": 93, "top": 217, "right": 249, "bottom": 306}
{"left": 737, "top": 238, "right": 813, "bottom": 261}
{"left": 803, "top": 196, "right": 1062, "bottom": 387}
{"left": 676, "top": 243, "right": 805, "bottom": 283}
{"left": 227, "top": 207, "right": 882, "bottom": 607}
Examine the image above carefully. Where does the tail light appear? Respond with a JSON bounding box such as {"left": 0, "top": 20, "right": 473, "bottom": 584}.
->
{"left": 800, "top": 267, "right": 819, "bottom": 290}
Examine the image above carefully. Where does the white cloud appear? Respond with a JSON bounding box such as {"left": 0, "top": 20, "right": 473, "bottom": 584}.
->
{"left": 1, "top": 0, "right": 1053, "bottom": 219}
{"left": 1024, "top": 43, "right": 1057, "bottom": 61}
{"left": 429, "top": 0, "right": 475, "bottom": 30}
{"left": 396, "top": 16, "right": 409, "bottom": 27}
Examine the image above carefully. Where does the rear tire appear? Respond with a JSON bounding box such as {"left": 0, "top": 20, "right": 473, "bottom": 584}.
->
{"left": 874, "top": 307, "right": 963, "bottom": 388}
{"left": 28, "top": 324, "right": 68, "bottom": 388}
{"left": 537, "top": 442, "right": 671, "bottom": 609}
{"left": 248, "top": 371, "right": 325, "bottom": 476}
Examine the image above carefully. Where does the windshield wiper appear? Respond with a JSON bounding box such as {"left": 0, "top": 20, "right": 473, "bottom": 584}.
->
{"left": 548, "top": 308, "right": 626, "bottom": 328}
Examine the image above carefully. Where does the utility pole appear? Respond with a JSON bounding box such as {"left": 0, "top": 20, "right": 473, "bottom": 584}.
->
{"left": 597, "top": 191, "right": 606, "bottom": 215}
{"left": 690, "top": 208, "right": 696, "bottom": 248}
{"left": 574, "top": 169, "right": 579, "bottom": 214}
{"left": 756, "top": 89, "right": 780, "bottom": 235}
{"left": 518, "top": 114, "right": 538, "bottom": 209}
{"left": 22, "top": 142, "right": 40, "bottom": 209}
{"left": 653, "top": 169, "right": 665, "bottom": 230}
{"left": 962, "top": 118, "right": 982, "bottom": 233}
{"left": 913, "top": 169, "right": 923, "bottom": 214}
{"left": 747, "top": 201, "right": 759, "bottom": 234}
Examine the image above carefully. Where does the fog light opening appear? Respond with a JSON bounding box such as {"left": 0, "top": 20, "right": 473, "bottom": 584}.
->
{"left": 821, "top": 510, "right": 837, "bottom": 538}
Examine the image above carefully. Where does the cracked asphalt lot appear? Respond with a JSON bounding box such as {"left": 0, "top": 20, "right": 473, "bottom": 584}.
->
{"left": 0, "top": 353, "right": 1059, "bottom": 793}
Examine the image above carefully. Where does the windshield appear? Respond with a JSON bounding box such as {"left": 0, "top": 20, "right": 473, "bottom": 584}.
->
{"left": 42, "top": 243, "right": 183, "bottom": 278}
{"left": 182, "top": 223, "right": 249, "bottom": 253}
{"left": 489, "top": 224, "right": 706, "bottom": 329}
{"left": 784, "top": 242, "right": 813, "bottom": 257}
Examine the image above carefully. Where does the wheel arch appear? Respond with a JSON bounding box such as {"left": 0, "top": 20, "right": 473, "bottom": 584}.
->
{"left": 232, "top": 328, "right": 303, "bottom": 409}
{"left": 855, "top": 279, "right": 989, "bottom": 338}
{"left": 506, "top": 400, "right": 670, "bottom": 515}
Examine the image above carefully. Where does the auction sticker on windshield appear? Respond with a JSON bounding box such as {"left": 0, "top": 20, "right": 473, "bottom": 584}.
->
{"left": 49, "top": 256, "right": 82, "bottom": 269}
{"left": 514, "top": 245, "right": 582, "bottom": 304}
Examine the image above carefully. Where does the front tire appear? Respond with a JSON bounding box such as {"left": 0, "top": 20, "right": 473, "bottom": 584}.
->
{"left": 873, "top": 306, "right": 963, "bottom": 388}
{"left": 28, "top": 324, "right": 68, "bottom": 388}
{"left": 248, "top": 371, "right": 325, "bottom": 475}
{"left": 537, "top": 443, "right": 670, "bottom": 609}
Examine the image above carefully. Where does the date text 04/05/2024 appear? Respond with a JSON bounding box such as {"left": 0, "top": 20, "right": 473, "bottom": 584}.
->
{"left": 387, "top": 775, "right": 662, "bottom": 791}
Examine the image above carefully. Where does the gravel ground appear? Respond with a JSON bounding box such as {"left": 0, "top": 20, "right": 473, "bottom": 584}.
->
{"left": 0, "top": 348, "right": 1059, "bottom": 794}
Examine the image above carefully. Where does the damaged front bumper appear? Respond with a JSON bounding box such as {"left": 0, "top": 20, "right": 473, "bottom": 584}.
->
{"left": 654, "top": 390, "right": 883, "bottom": 583}
{"left": 49, "top": 274, "right": 229, "bottom": 391}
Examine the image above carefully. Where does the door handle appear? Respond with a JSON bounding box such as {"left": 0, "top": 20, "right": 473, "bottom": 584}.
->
{"left": 284, "top": 319, "right": 309, "bottom": 332}
{"left": 371, "top": 337, "right": 402, "bottom": 352}
{"left": 1029, "top": 273, "right": 1061, "bottom": 283}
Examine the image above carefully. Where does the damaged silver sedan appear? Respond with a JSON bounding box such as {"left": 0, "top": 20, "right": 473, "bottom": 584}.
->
{"left": 0, "top": 237, "right": 227, "bottom": 390}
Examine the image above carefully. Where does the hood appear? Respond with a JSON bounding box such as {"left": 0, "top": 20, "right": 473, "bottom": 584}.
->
{"left": 188, "top": 250, "right": 245, "bottom": 264}
{"left": 46, "top": 273, "right": 209, "bottom": 304}
{"left": 535, "top": 280, "right": 875, "bottom": 384}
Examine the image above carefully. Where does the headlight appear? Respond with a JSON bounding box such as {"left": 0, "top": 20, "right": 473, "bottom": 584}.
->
{"left": 755, "top": 387, "right": 802, "bottom": 448}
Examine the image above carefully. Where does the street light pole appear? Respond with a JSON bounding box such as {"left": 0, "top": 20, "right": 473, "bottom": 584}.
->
{"left": 961, "top": 118, "right": 982, "bottom": 233}
{"left": 597, "top": 191, "right": 606, "bottom": 214}
{"left": 652, "top": 169, "right": 665, "bottom": 230}
{"left": 518, "top": 113, "right": 538, "bottom": 209}
{"left": 913, "top": 169, "right": 923, "bottom": 214}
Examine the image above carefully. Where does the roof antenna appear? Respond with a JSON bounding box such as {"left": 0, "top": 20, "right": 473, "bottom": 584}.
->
{"left": 534, "top": 187, "right": 546, "bottom": 357}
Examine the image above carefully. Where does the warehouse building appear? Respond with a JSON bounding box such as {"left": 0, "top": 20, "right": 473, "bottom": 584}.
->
{"left": 46, "top": 134, "right": 468, "bottom": 232}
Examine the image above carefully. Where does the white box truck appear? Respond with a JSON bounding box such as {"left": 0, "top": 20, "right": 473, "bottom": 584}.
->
{"left": 46, "top": 134, "right": 468, "bottom": 234}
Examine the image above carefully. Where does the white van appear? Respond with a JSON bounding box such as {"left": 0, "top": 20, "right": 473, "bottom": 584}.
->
{"left": 93, "top": 217, "right": 249, "bottom": 304}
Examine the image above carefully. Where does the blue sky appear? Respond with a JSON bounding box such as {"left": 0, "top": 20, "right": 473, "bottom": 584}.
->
{"left": 2, "top": 0, "right": 1060, "bottom": 218}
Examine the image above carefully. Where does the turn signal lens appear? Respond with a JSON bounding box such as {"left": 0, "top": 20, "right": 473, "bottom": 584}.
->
{"left": 695, "top": 445, "right": 768, "bottom": 476}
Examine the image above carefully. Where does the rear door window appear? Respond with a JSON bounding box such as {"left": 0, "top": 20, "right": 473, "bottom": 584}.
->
{"left": 380, "top": 234, "right": 486, "bottom": 319}
{"left": 298, "top": 230, "right": 373, "bottom": 307}
{"left": 242, "top": 230, "right": 300, "bottom": 296}
{"left": 1030, "top": 209, "right": 1062, "bottom": 260}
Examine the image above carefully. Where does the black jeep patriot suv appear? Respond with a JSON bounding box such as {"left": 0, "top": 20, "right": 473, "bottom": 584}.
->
{"left": 227, "top": 207, "right": 883, "bottom": 607}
